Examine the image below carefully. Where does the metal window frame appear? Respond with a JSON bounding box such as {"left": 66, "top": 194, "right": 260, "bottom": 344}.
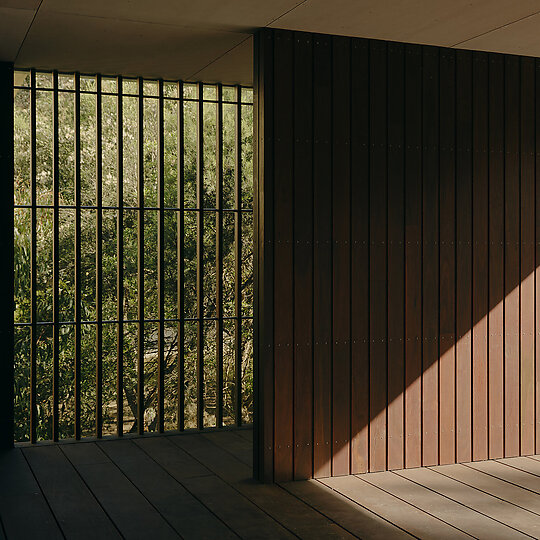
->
{"left": 14, "top": 70, "right": 253, "bottom": 443}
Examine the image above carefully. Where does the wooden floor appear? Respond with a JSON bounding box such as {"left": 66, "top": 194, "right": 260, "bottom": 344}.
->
{"left": 1, "top": 429, "right": 539, "bottom": 540}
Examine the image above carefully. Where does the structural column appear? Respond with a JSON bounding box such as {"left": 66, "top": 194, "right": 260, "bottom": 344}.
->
{"left": 0, "top": 62, "right": 14, "bottom": 450}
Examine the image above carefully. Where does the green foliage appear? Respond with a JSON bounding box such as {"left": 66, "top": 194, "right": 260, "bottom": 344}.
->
{"left": 13, "top": 77, "right": 254, "bottom": 441}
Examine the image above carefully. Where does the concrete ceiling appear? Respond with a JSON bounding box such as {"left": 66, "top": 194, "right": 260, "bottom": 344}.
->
{"left": 4, "top": 1, "right": 540, "bottom": 85}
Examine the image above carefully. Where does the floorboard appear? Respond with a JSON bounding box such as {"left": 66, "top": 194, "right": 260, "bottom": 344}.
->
{"left": 60, "top": 442, "right": 178, "bottom": 539}
{"left": 281, "top": 479, "right": 414, "bottom": 539}
{"left": 0, "top": 449, "right": 62, "bottom": 540}
{"left": 2, "top": 430, "right": 538, "bottom": 540}
{"left": 441, "top": 463, "right": 540, "bottom": 516}
{"left": 170, "top": 433, "right": 353, "bottom": 539}
{"left": 467, "top": 459, "right": 540, "bottom": 494}
{"left": 23, "top": 445, "right": 120, "bottom": 539}
{"left": 321, "top": 475, "right": 469, "bottom": 540}
{"left": 380, "top": 469, "right": 522, "bottom": 539}
{"left": 498, "top": 456, "right": 540, "bottom": 477}
{"left": 99, "top": 438, "right": 237, "bottom": 540}
{"left": 400, "top": 466, "right": 534, "bottom": 538}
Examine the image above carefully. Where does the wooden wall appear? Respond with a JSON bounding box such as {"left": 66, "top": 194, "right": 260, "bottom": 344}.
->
{"left": 0, "top": 62, "right": 14, "bottom": 450}
{"left": 254, "top": 28, "right": 540, "bottom": 482}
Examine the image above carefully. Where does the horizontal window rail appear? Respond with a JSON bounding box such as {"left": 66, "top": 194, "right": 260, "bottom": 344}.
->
{"left": 14, "top": 70, "right": 254, "bottom": 442}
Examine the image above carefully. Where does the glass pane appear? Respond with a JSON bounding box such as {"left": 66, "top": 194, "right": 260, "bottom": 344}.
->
{"left": 58, "top": 91, "right": 75, "bottom": 205}
{"left": 164, "top": 322, "right": 179, "bottom": 430}
{"left": 101, "top": 77, "right": 117, "bottom": 93}
{"left": 80, "top": 322, "right": 97, "bottom": 438}
{"left": 241, "top": 317, "right": 253, "bottom": 423}
{"left": 123, "top": 79, "right": 138, "bottom": 95}
{"left": 183, "top": 100, "right": 197, "bottom": 208}
{"left": 36, "top": 90, "right": 53, "bottom": 206}
{"left": 58, "top": 209, "right": 75, "bottom": 322}
{"left": 164, "top": 98, "right": 179, "bottom": 209}
{"left": 241, "top": 104, "right": 253, "bottom": 209}
{"left": 143, "top": 322, "right": 158, "bottom": 432}
{"left": 14, "top": 208, "right": 31, "bottom": 324}
{"left": 59, "top": 323, "right": 74, "bottom": 438}
{"left": 59, "top": 74, "right": 74, "bottom": 91}
{"left": 102, "top": 322, "right": 117, "bottom": 434}
{"left": 183, "top": 320, "right": 197, "bottom": 429}
{"left": 222, "top": 103, "right": 236, "bottom": 209}
{"left": 203, "top": 211, "right": 216, "bottom": 318}
{"left": 122, "top": 322, "right": 138, "bottom": 434}
{"left": 222, "top": 319, "right": 235, "bottom": 426}
{"left": 80, "top": 76, "right": 96, "bottom": 92}
{"left": 101, "top": 94, "right": 118, "bottom": 208}
{"left": 203, "top": 101, "right": 217, "bottom": 208}
{"left": 203, "top": 320, "right": 216, "bottom": 427}
{"left": 102, "top": 209, "right": 117, "bottom": 321}
{"left": 14, "top": 70, "right": 30, "bottom": 87}
{"left": 14, "top": 88, "right": 30, "bottom": 205}
{"left": 183, "top": 83, "right": 196, "bottom": 100}
{"left": 14, "top": 326, "right": 31, "bottom": 442}
{"left": 183, "top": 210, "right": 197, "bottom": 318}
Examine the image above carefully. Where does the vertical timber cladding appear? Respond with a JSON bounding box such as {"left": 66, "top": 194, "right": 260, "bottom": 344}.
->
{"left": 255, "top": 27, "right": 540, "bottom": 481}
{"left": 0, "top": 62, "right": 14, "bottom": 450}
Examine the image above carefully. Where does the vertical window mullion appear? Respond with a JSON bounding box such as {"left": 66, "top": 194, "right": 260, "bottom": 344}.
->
{"left": 96, "top": 74, "right": 103, "bottom": 438}
{"left": 177, "top": 81, "right": 185, "bottom": 431}
{"left": 30, "top": 70, "right": 37, "bottom": 443}
{"left": 74, "top": 72, "right": 82, "bottom": 440}
{"left": 157, "top": 79, "right": 165, "bottom": 433}
{"left": 116, "top": 76, "right": 124, "bottom": 437}
{"left": 216, "top": 84, "right": 224, "bottom": 428}
{"left": 197, "top": 82, "right": 204, "bottom": 430}
{"left": 235, "top": 86, "right": 243, "bottom": 426}
{"left": 137, "top": 78, "right": 145, "bottom": 435}
{"left": 52, "top": 71, "right": 60, "bottom": 442}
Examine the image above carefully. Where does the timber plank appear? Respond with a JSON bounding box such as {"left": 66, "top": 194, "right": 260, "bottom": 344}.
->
{"left": 488, "top": 52, "right": 505, "bottom": 460}
{"left": 233, "top": 428, "right": 253, "bottom": 442}
{"left": 292, "top": 31, "right": 314, "bottom": 481}
{"left": 421, "top": 45, "right": 440, "bottom": 467}
{"left": 332, "top": 34, "right": 352, "bottom": 477}
{"left": 99, "top": 439, "right": 236, "bottom": 540}
{"left": 469, "top": 459, "right": 540, "bottom": 494}
{"left": 455, "top": 48, "right": 473, "bottom": 464}
{"left": 182, "top": 473, "right": 293, "bottom": 540}
{"left": 441, "top": 462, "right": 540, "bottom": 516}
{"left": 135, "top": 435, "right": 213, "bottom": 480}
{"left": 60, "top": 443, "right": 178, "bottom": 539}
{"left": 404, "top": 43, "right": 422, "bottom": 469}
{"left": 312, "top": 32, "right": 333, "bottom": 479}
{"left": 0, "top": 449, "right": 62, "bottom": 540}
{"left": 369, "top": 38, "right": 388, "bottom": 473}
{"left": 350, "top": 37, "right": 370, "bottom": 475}
{"left": 498, "top": 456, "right": 540, "bottom": 477}
{"left": 399, "top": 465, "right": 536, "bottom": 538}
{"left": 282, "top": 479, "right": 413, "bottom": 540}
{"left": 23, "top": 445, "right": 120, "bottom": 539}
{"left": 170, "top": 434, "right": 352, "bottom": 539}
{"left": 386, "top": 41, "right": 405, "bottom": 472}
{"left": 439, "top": 48, "right": 456, "bottom": 466}
{"left": 429, "top": 464, "right": 540, "bottom": 537}
{"left": 504, "top": 54, "right": 521, "bottom": 458}
{"left": 321, "top": 475, "right": 469, "bottom": 539}
{"left": 536, "top": 59, "right": 540, "bottom": 456}
{"left": 472, "top": 51, "right": 489, "bottom": 462}
{"left": 272, "top": 28, "right": 295, "bottom": 483}
{"left": 370, "top": 469, "right": 514, "bottom": 539}
{"left": 520, "top": 56, "right": 536, "bottom": 457}
{"left": 203, "top": 430, "right": 253, "bottom": 467}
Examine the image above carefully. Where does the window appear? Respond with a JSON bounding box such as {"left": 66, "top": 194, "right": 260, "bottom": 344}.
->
{"left": 13, "top": 71, "right": 253, "bottom": 442}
